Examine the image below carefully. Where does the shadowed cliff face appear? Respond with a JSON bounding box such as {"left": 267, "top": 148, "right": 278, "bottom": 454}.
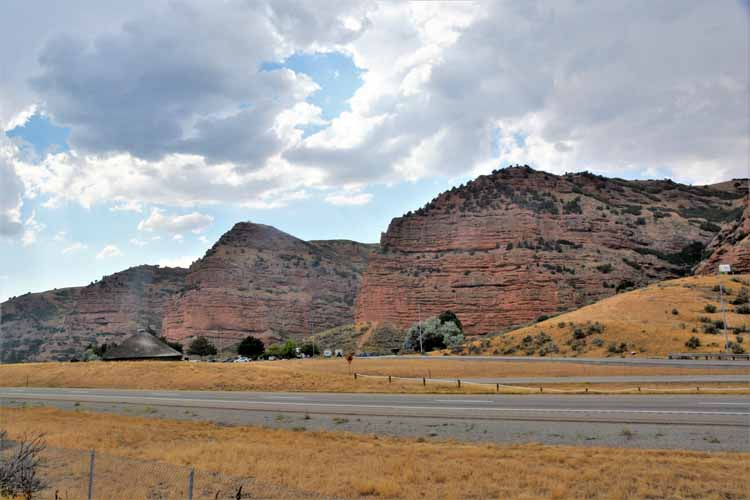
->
{"left": 355, "top": 166, "right": 747, "bottom": 335}
{"left": 695, "top": 201, "right": 750, "bottom": 276}
{"left": 0, "top": 265, "right": 188, "bottom": 363}
{"left": 161, "top": 223, "right": 377, "bottom": 346}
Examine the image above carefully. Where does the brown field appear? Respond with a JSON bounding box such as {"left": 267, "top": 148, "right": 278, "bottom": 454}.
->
{"left": 462, "top": 274, "right": 750, "bottom": 357}
{"left": 1, "top": 359, "right": 747, "bottom": 395}
{"left": 1, "top": 407, "right": 748, "bottom": 499}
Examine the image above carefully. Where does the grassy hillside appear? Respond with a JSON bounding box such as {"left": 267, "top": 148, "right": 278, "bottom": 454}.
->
{"left": 460, "top": 274, "right": 750, "bottom": 357}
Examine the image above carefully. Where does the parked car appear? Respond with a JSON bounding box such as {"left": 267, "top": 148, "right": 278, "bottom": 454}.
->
{"left": 233, "top": 356, "right": 250, "bottom": 363}
{"left": 323, "top": 350, "right": 333, "bottom": 358}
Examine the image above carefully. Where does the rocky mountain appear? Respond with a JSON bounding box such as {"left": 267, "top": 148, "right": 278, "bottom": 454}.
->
{"left": 355, "top": 166, "right": 747, "bottom": 335}
{"left": 1, "top": 224, "right": 375, "bottom": 362}
{"left": 0, "top": 265, "right": 188, "bottom": 363}
{"left": 162, "top": 223, "right": 376, "bottom": 347}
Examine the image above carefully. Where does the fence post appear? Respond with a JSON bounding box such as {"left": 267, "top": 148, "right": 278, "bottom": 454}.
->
{"left": 188, "top": 468, "right": 194, "bottom": 500}
{"left": 388, "top": 376, "right": 392, "bottom": 384}
{"left": 496, "top": 383, "right": 499, "bottom": 393}
{"left": 87, "top": 450, "right": 95, "bottom": 500}
{"left": 457, "top": 379, "right": 461, "bottom": 389}
{"left": 422, "top": 377, "right": 426, "bottom": 386}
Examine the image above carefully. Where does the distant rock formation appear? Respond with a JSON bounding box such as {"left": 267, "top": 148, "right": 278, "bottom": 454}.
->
{"left": 162, "top": 223, "right": 376, "bottom": 346}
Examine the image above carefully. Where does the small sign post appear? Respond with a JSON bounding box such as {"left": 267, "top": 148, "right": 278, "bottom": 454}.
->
{"left": 719, "top": 264, "right": 732, "bottom": 275}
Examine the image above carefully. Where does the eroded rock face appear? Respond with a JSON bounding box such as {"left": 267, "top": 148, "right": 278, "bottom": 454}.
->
{"left": 356, "top": 166, "right": 746, "bottom": 335}
{"left": 0, "top": 265, "right": 187, "bottom": 362}
{"left": 161, "top": 223, "right": 376, "bottom": 346}
{"left": 695, "top": 203, "right": 750, "bottom": 275}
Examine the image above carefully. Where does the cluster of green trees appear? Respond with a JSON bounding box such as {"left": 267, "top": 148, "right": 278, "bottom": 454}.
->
{"left": 184, "top": 335, "right": 320, "bottom": 359}
{"left": 403, "top": 311, "right": 464, "bottom": 353}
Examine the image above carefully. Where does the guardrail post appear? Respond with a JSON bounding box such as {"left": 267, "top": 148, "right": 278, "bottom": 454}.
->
{"left": 422, "top": 377, "right": 426, "bottom": 386}
{"left": 187, "top": 468, "right": 194, "bottom": 500}
{"left": 388, "top": 376, "right": 392, "bottom": 384}
{"left": 496, "top": 383, "right": 499, "bottom": 393}
{"left": 353, "top": 373, "right": 358, "bottom": 380}
{"left": 87, "top": 450, "right": 95, "bottom": 500}
{"left": 585, "top": 387, "right": 588, "bottom": 393}
{"left": 457, "top": 379, "right": 461, "bottom": 389}
{"left": 637, "top": 387, "right": 641, "bottom": 392}
{"left": 539, "top": 387, "right": 543, "bottom": 393}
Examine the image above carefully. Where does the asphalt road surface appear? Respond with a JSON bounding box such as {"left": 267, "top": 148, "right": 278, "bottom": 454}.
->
{"left": 3, "top": 388, "right": 748, "bottom": 451}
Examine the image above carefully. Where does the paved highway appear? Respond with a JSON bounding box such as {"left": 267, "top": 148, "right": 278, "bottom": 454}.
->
{"left": 1, "top": 387, "right": 748, "bottom": 427}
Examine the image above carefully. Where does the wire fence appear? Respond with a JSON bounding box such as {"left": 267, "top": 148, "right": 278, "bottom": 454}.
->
{"left": 352, "top": 372, "right": 750, "bottom": 394}
{"left": 3, "top": 444, "right": 331, "bottom": 499}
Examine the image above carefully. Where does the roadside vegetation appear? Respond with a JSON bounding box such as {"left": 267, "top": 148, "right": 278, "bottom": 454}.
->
{"left": 2, "top": 407, "right": 747, "bottom": 500}
{"left": 0, "top": 359, "right": 746, "bottom": 394}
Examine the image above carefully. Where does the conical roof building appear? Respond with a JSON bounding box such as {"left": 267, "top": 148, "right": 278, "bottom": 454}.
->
{"left": 103, "top": 329, "right": 183, "bottom": 361}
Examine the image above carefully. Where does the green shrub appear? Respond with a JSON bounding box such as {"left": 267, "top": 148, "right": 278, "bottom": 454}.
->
{"left": 403, "top": 313, "right": 464, "bottom": 352}
{"left": 685, "top": 336, "right": 701, "bottom": 349}
{"left": 187, "top": 337, "right": 218, "bottom": 357}
{"left": 237, "top": 336, "right": 265, "bottom": 358}
{"left": 671, "top": 309, "right": 679, "bottom": 316}
{"left": 736, "top": 305, "right": 750, "bottom": 315}
{"left": 704, "top": 304, "right": 717, "bottom": 314}
{"left": 592, "top": 338, "right": 605, "bottom": 347}
{"left": 597, "top": 264, "right": 614, "bottom": 274}
{"left": 732, "top": 287, "right": 750, "bottom": 305}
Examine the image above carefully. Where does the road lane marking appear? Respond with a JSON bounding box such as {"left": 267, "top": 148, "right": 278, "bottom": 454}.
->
{"left": 700, "top": 403, "right": 750, "bottom": 406}
{"left": 435, "top": 400, "right": 494, "bottom": 404}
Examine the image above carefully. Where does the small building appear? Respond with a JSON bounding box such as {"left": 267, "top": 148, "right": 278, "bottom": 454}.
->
{"left": 103, "top": 330, "right": 183, "bottom": 361}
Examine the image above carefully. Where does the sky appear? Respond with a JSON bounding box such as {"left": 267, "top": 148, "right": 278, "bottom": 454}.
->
{"left": 0, "top": 0, "right": 748, "bottom": 302}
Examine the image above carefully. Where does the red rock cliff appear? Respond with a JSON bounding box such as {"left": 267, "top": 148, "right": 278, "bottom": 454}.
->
{"left": 355, "top": 166, "right": 746, "bottom": 335}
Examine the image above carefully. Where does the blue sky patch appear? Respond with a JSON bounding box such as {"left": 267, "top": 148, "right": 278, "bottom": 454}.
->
{"left": 263, "top": 51, "right": 364, "bottom": 121}
{"left": 6, "top": 113, "right": 70, "bottom": 158}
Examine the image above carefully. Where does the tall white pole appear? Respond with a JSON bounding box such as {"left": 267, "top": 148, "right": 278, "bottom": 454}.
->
{"left": 720, "top": 281, "right": 730, "bottom": 353}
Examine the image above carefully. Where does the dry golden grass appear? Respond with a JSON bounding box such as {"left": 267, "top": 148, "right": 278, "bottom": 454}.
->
{"left": 464, "top": 274, "right": 750, "bottom": 357}
{"left": 1, "top": 358, "right": 747, "bottom": 395}
{"left": 2, "top": 407, "right": 748, "bottom": 500}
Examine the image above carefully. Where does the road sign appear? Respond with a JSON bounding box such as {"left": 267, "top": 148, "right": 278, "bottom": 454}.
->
{"left": 719, "top": 264, "right": 732, "bottom": 274}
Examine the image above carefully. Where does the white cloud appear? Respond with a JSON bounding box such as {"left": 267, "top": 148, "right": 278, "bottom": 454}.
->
{"left": 129, "top": 238, "right": 147, "bottom": 247}
{"left": 0, "top": 142, "right": 24, "bottom": 239}
{"left": 172, "top": 234, "right": 184, "bottom": 242}
{"left": 137, "top": 208, "right": 213, "bottom": 234}
{"left": 21, "top": 210, "right": 44, "bottom": 246}
{"left": 198, "top": 235, "right": 209, "bottom": 244}
{"left": 4, "top": 104, "right": 38, "bottom": 132}
{"left": 96, "top": 244, "right": 122, "bottom": 259}
{"left": 61, "top": 242, "right": 87, "bottom": 254}
{"left": 324, "top": 189, "right": 373, "bottom": 206}
{"left": 109, "top": 200, "right": 143, "bottom": 213}
{"left": 53, "top": 231, "right": 66, "bottom": 241}
{"left": 157, "top": 255, "right": 196, "bottom": 269}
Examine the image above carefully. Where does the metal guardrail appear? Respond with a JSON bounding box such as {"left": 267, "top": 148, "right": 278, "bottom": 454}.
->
{"left": 667, "top": 353, "right": 750, "bottom": 361}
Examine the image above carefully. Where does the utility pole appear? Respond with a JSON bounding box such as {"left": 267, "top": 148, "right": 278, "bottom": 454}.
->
{"left": 719, "top": 280, "right": 730, "bottom": 353}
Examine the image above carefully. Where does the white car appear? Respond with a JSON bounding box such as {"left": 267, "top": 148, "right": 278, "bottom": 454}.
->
{"left": 233, "top": 356, "right": 250, "bottom": 363}
{"left": 323, "top": 350, "right": 333, "bottom": 358}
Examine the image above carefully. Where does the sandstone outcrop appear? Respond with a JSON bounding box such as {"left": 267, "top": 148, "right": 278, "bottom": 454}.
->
{"left": 355, "top": 166, "right": 746, "bottom": 335}
{"left": 161, "top": 223, "right": 376, "bottom": 347}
